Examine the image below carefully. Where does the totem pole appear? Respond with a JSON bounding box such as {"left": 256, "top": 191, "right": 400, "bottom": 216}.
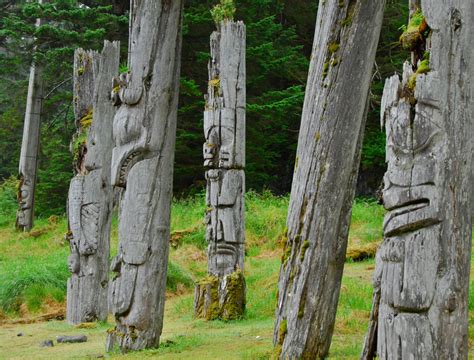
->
{"left": 66, "top": 42, "right": 120, "bottom": 324}
{"left": 16, "top": 0, "right": 48, "bottom": 231}
{"left": 362, "top": 1, "right": 473, "bottom": 358}
{"left": 194, "top": 17, "right": 246, "bottom": 321}
{"left": 272, "top": 0, "right": 386, "bottom": 358}
{"left": 106, "top": 0, "right": 184, "bottom": 352}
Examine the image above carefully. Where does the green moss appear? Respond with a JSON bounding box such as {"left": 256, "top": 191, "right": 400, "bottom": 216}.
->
{"left": 331, "top": 58, "right": 339, "bottom": 67}
{"left": 281, "top": 245, "right": 291, "bottom": 266}
{"left": 322, "top": 61, "right": 330, "bottom": 80}
{"left": 77, "top": 67, "right": 84, "bottom": 76}
{"left": 209, "top": 78, "right": 220, "bottom": 89}
{"left": 298, "top": 296, "right": 306, "bottom": 319}
{"left": 300, "top": 240, "right": 310, "bottom": 262}
{"left": 221, "top": 270, "right": 245, "bottom": 321}
{"left": 338, "top": 0, "right": 344, "bottom": 8}
{"left": 195, "top": 270, "right": 245, "bottom": 321}
{"left": 80, "top": 109, "right": 93, "bottom": 129}
{"left": 328, "top": 42, "right": 340, "bottom": 54}
{"left": 278, "top": 319, "right": 287, "bottom": 345}
{"left": 407, "top": 58, "right": 431, "bottom": 90}
{"left": 399, "top": 9, "right": 429, "bottom": 51}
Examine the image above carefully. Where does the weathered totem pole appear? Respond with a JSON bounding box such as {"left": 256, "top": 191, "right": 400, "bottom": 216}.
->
{"left": 194, "top": 18, "right": 246, "bottom": 321}
{"left": 66, "top": 41, "right": 120, "bottom": 324}
{"left": 362, "top": 1, "right": 473, "bottom": 359}
{"left": 273, "top": 0, "right": 386, "bottom": 358}
{"left": 106, "top": 0, "right": 184, "bottom": 352}
{"left": 16, "top": 0, "right": 48, "bottom": 231}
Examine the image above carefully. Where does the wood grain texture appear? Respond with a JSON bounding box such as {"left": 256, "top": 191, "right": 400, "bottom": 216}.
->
{"left": 194, "top": 20, "right": 246, "bottom": 320}
{"left": 106, "top": 0, "right": 184, "bottom": 352}
{"left": 272, "top": 0, "right": 386, "bottom": 358}
{"left": 66, "top": 41, "right": 120, "bottom": 325}
{"left": 363, "top": 1, "right": 473, "bottom": 358}
{"left": 16, "top": 0, "right": 48, "bottom": 231}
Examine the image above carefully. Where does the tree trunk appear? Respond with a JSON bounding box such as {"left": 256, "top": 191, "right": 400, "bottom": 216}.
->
{"left": 273, "top": 0, "right": 386, "bottom": 358}
{"left": 106, "top": 0, "right": 184, "bottom": 352}
{"left": 362, "top": 1, "right": 473, "bottom": 358}
{"left": 16, "top": 0, "right": 48, "bottom": 232}
{"left": 194, "top": 20, "right": 246, "bottom": 321}
{"left": 66, "top": 41, "right": 120, "bottom": 325}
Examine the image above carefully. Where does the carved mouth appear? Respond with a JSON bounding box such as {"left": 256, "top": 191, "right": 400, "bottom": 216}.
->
{"left": 216, "top": 243, "right": 237, "bottom": 256}
{"left": 384, "top": 198, "right": 440, "bottom": 236}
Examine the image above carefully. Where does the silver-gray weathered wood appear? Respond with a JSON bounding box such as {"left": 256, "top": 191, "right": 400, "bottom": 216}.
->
{"left": 66, "top": 41, "right": 120, "bottom": 325}
{"left": 106, "top": 0, "right": 184, "bottom": 352}
{"left": 194, "top": 20, "right": 246, "bottom": 321}
{"left": 16, "top": 0, "right": 48, "bottom": 232}
{"left": 273, "top": 0, "right": 386, "bottom": 358}
{"left": 362, "top": 1, "right": 473, "bottom": 358}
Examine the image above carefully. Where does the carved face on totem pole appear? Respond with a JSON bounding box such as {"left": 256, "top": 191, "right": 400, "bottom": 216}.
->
{"left": 380, "top": 71, "right": 445, "bottom": 312}
{"left": 67, "top": 176, "right": 100, "bottom": 275}
{"left": 205, "top": 168, "right": 244, "bottom": 276}
{"left": 16, "top": 177, "right": 33, "bottom": 227}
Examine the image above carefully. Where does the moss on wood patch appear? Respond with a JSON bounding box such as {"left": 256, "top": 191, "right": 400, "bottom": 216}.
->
{"left": 194, "top": 270, "right": 245, "bottom": 321}
{"left": 399, "top": 9, "right": 429, "bottom": 51}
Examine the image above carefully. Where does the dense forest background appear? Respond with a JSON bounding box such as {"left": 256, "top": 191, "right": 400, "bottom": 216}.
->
{"left": 0, "top": 0, "right": 408, "bottom": 217}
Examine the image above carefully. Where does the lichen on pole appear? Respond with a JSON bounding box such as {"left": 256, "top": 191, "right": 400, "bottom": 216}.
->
{"left": 273, "top": 0, "right": 386, "bottom": 358}
{"left": 66, "top": 41, "right": 120, "bottom": 325}
{"left": 194, "top": 2, "right": 246, "bottom": 321}
{"left": 106, "top": 0, "right": 184, "bottom": 352}
{"left": 362, "top": 1, "right": 473, "bottom": 358}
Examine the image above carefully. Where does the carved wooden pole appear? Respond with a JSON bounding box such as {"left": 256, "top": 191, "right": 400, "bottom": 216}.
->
{"left": 273, "top": 1, "right": 386, "bottom": 358}
{"left": 66, "top": 41, "right": 120, "bottom": 325}
{"left": 16, "top": 0, "right": 48, "bottom": 231}
{"left": 106, "top": 0, "right": 184, "bottom": 352}
{"left": 362, "top": 1, "right": 473, "bottom": 359}
{"left": 194, "top": 20, "right": 246, "bottom": 321}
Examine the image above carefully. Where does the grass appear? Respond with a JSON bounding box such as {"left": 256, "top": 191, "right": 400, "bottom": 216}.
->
{"left": 0, "top": 182, "right": 472, "bottom": 358}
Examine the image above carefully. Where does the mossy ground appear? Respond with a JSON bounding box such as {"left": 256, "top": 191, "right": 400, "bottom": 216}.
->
{"left": 0, "top": 190, "right": 473, "bottom": 358}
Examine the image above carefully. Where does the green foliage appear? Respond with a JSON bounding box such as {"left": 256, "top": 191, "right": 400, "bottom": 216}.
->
{"left": 0, "top": 177, "right": 18, "bottom": 227}
{"left": 210, "top": 0, "right": 236, "bottom": 25}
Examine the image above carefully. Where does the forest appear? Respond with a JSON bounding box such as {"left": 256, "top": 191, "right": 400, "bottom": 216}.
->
{"left": 0, "top": 0, "right": 472, "bottom": 359}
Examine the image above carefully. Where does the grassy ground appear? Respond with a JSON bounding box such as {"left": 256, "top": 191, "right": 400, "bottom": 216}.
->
{"left": 0, "top": 187, "right": 472, "bottom": 358}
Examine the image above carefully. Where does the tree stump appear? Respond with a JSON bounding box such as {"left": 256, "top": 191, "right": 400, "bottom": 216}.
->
{"left": 272, "top": 0, "right": 386, "bottom": 358}
{"left": 362, "top": 1, "right": 473, "bottom": 358}
{"left": 106, "top": 0, "right": 184, "bottom": 352}
{"left": 193, "top": 19, "right": 246, "bottom": 321}
{"left": 66, "top": 41, "right": 120, "bottom": 325}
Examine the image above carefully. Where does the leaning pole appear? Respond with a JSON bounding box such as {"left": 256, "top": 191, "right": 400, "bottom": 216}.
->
{"left": 194, "top": 18, "right": 246, "bottom": 321}
{"left": 66, "top": 41, "right": 119, "bottom": 325}
{"left": 362, "top": 1, "right": 473, "bottom": 358}
{"left": 16, "top": 0, "right": 48, "bottom": 231}
{"left": 273, "top": 0, "right": 386, "bottom": 358}
{"left": 106, "top": 0, "right": 184, "bottom": 352}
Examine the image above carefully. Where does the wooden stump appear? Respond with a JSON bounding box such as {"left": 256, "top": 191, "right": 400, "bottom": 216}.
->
{"left": 194, "top": 270, "right": 245, "bottom": 321}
